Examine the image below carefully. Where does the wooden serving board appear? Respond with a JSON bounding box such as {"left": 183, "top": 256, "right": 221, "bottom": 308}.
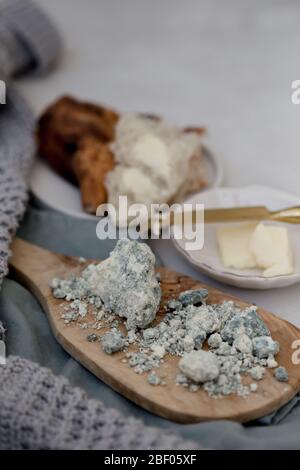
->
{"left": 9, "top": 238, "right": 300, "bottom": 423}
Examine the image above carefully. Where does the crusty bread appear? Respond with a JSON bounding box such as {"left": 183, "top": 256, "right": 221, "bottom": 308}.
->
{"left": 72, "top": 135, "right": 115, "bottom": 214}
{"left": 174, "top": 146, "right": 208, "bottom": 203}
{"left": 37, "top": 96, "right": 119, "bottom": 182}
{"left": 37, "top": 96, "right": 207, "bottom": 213}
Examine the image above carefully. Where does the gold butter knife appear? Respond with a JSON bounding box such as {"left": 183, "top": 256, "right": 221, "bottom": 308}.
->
{"left": 157, "top": 206, "right": 300, "bottom": 228}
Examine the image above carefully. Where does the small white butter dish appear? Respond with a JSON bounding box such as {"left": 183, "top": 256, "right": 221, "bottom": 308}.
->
{"left": 173, "top": 185, "right": 300, "bottom": 289}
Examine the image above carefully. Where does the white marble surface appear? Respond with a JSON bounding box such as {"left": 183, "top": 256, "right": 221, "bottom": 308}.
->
{"left": 19, "top": 0, "right": 300, "bottom": 325}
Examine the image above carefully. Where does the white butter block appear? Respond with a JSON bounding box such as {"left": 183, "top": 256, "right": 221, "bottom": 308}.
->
{"left": 249, "top": 223, "right": 294, "bottom": 277}
{"left": 217, "top": 224, "right": 257, "bottom": 269}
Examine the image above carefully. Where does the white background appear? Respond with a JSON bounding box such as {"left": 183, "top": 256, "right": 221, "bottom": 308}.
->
{"left": 19, "top": 0, "right": 300, "bottom": 325}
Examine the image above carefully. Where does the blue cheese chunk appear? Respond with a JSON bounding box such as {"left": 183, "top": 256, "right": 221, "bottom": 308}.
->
{"left": 186, "top": 305, "right": 221, "bottom": 334}
{"left": 178, "top": 288, "right": 208, "bottom": 307}
{"left": 233, "top": 334, "right": 253, "bottom": 354}
{"left": 179, "top": 350, "right": 220, "bottom": 383}
{"left": 167, "top": 300, "right": 182, "bottom": 311}
{"left": 252, "top": 336, "right": 280, "bottom": 359}
{"left": 274, "top": 366, "right": 289, "bottom": 382}
{"left": 101, "top": 330, "right": 125, "bottom": 354}
{"left": 220, "top": 307, "right": 270, "bottom": 344}
{"left": 249, "top": 365, "right": 265, "bottom": 381}
{"left": 147, "top": 372, "right": 162, "bottom": 386}
{"left": 143, "top": 328, "right": 158, "bottom": 342}
{"left": 208, "top": 333, "right": 222, "bottom": 349}
{"left": 83, "top": 240, "right": 161, "bottom": 330}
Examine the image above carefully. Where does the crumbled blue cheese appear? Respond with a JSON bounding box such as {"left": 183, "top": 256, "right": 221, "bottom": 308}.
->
{"left": 207, "top": 333, "right": 222, "bottom": 349}
{"left": 51, "top": 257, "right": 285, "bottom": 398}
{"left": 274, "top": 366, "right": 289, "bottom": 382}
{"left": 147, "top": 372, "right": 162, "bottom": 386}
{"left": 266, "top": 355, "right": 278, "bottom": 369}
{"left": 101, "top": 330, "right": 125, "bottom": 354}
{"left": 150, "top": 344, "right": 166, "bottom": 358}
{"left": 250, "top": 383, "right": 258, "bottom": 392}
{"left": 127, "top": 352, "right": 161, "bottom": 374}
{"left": 250, "top": 365, "right": 265, "bottom": 381}
{"left": 252, "top": 336, "right": 280, "bottom": 359}
{"left": 186, "top": 305, "right": 221, "bottom": 334}
{"left": 220, "top": 307, "right": 270, "bottom": 344}
{"left": 70, "top": 300, "right": 88, "bottom": 317}
{"left": 178, "top": 288, "right": 208, "bottom": 307}
{"left": 86, "top": 333, "right": 98, "bottom": 343}
{"left": 119, "top": 293, "right": 284, "bottom": 396}
{"left": 51, "top": 275, "right": 91, "bottom": 301}
{"left": 183, "top": 335, "right": 194, "bottom": 353}
{"left": 143, "top": 328, "right": 158, "bottom": 342}
{"left": 233, "top": 334, "right": 253, "bottom": 354}
{"left": 179, "top": 350, "right": 220, "bottom": 383}
{"left": 167, "top": 300, "right": 182, "bottom": 311}
{"left": 175, "top": 373, "right": 189, "bottom": 386}
{"left": 214, "top": 341, "right": 233, "bottom": 356}
{"left": 186, "top": 326, "right": 206, "bottom": 346}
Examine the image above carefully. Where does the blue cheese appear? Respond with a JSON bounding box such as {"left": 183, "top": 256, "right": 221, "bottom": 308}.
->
{"left": 179, "top": 350, "right": 220, "bottom": 383}
{"left": 101, "top": 330, "right": 125, "bottom": 354}
{"left": 250, "top": 383, "right": 258, "bottom": 392}
{"left": 220, "top": 307, "right": 270, "bottom": 344}
{"left": 178, "top": 288, "right": 208, "bottom": 307}
{"left": 274, "top": 366, "right": 289, "bottom": 382}
{"left": 252, "top": 336, "right": 280, "bottom": 359}
{"left": 51, "top": 260, "right": 286, "bottom": 397}
{"left": 186, "top": 305, "right": 221, "bottom": 334}
{"left": 83, "top": 239, "right": 161, "bottom": 330}
{"left": 143, "top": 328, "right": 158, "bottom": 342}
{"left": 183, "top": 335, "right": 194, "bottom": 353}
{"left": 250, "top": 365, "right": 265, "bottom": 381}
{"left": 208, "top": 333, "right": 222, "bottom": 349}
{"left": 167, "top": 300, "right": 182, "bottom": 311}
{"left": 150, "top": 344, "right": 166, "bottom": 358}
{"left": 147, "top": 372, "right": 162, "bottom": 386}
{"left": 233, "top": 334, "right": 253, "bottom": 354}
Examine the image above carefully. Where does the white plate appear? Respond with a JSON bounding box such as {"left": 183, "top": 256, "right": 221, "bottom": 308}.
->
{"left": 173, "top": 185, "right": 300, "bottom": 289}
{"left": 29, "top": 144, "right": 223, "bottom": 221}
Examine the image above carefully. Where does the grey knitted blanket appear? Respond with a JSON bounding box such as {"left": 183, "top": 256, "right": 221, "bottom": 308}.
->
{"left": 0, "top": 0, "right": 199, "bottom": 450}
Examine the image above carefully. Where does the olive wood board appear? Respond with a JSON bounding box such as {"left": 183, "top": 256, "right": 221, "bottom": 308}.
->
{"left": 9, "top": 238, "right": 300, "bottom": 424}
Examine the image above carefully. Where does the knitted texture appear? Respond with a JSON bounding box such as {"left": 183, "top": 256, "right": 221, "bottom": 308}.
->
{"left": 0, "top": 0, "right": 61, "bottom": 289}
{"left": 0, "top": 356, "right": 199, "bottom": 450}
{"left": 0, "top": 92, "right": 33, "bottom": 287}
